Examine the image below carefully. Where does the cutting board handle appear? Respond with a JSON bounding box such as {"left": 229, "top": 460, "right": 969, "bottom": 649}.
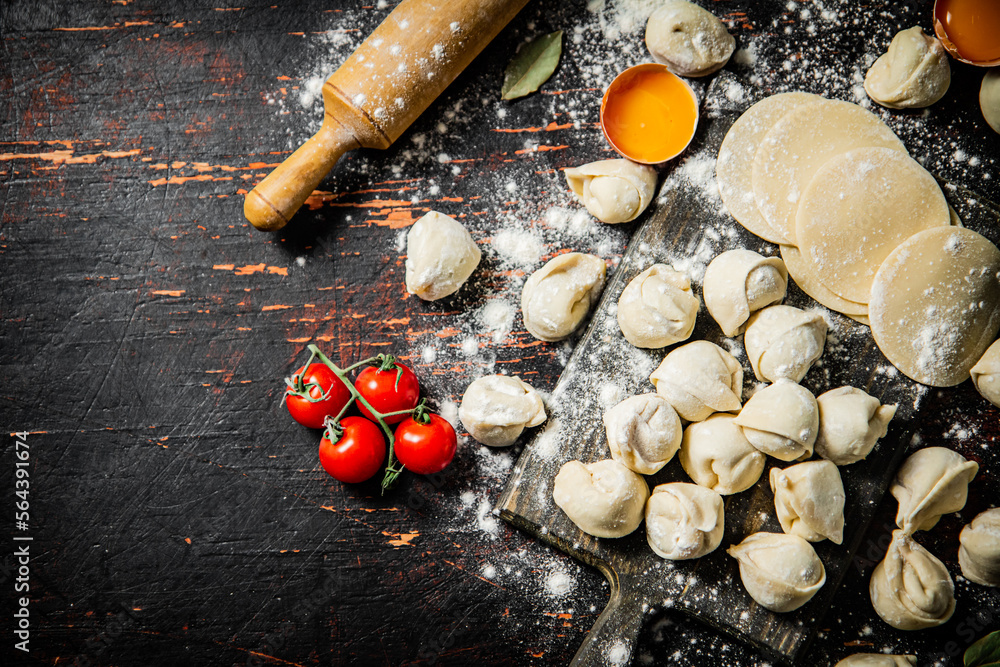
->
{"left": 570, "top": 572, "right": 646, "bottom": 667}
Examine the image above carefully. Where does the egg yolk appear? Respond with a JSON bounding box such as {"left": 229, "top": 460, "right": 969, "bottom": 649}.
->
{"left": 935, "top": 0, "right": 1000, "bottom": 64}
{"left": 602, "top": 66, "right": 698, "bottom": 164}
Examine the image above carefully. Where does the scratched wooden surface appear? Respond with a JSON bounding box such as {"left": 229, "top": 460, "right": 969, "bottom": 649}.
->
{"left": 1, "top": 1, "right": 998, "bottom": 667}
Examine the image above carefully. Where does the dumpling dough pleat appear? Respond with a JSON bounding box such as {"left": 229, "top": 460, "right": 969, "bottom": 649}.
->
{"left": 770, "top": 460, "right": 845, "bottom": 544}
{"left": 890, "top": 446, "right": 978, "bottom": 533}
{"left": 458, "top": 375, "right": 546, "bottom": 447}
{"left": 959, "top": 508, "right": 1000, "bottom": 587}
{"left": 734, "top": 379, "right": 819, "bottom": 462}
{"left": 552, "top": 459, "right": 649, "bottom": 538}
{"left": 649, "top": 340, "right": 743, "bottom": 422}
{"left": 727, "top": 532, "right": 826, "bottom": 612}
{"left": 679, "top": 414, "right": 765, "bottom": 495}
{"left": 603, "top": 393, "right": 682, "bottom": 475}
{"left": 834, "top": 654, "right": 916, "bottom": 667}
{"left": 521, "top": 253, "right": 607, "bottom": 342}
{"left": 617, "top": 264, "right": 699, "bottom": 348}
{"left": 864, "top": 27, "right": 950, "bottom": 109}
{"left": 703, "top": 249, "right": 788, "bottom": 337}
{"left": 564, "top": 159, "right": 657, "bottom": 224}
{"left": 744, "top": 304, "right": 827, "bottom": 383}
{"left": 815, "top": 386, "right": 897, "bottom": 465}
{"left": 971, "top": 339, "right": 1000, "bottom": 408}
{"left": 644, "top": 0, "right": 735, "bottom": 77}
{"left": 405, "top": 211, "right": 482, "bottom": 301}
{"left": 645, "top": 482, "right": 724, "bottom": 560}
{"left": 869, "top": 530, "right": 955, "bottom": 630}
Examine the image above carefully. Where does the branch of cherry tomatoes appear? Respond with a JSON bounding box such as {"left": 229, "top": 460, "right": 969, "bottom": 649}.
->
{"left": 284, "top": 344, "right": 457, "bottom": 492}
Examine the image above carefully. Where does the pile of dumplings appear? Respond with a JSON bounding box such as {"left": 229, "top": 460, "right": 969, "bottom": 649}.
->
{"left": 716, "top": 89, "right": 1000, "bottom": 394}
{"left": 546, "top": 243, "right": 909, "bottom": 615}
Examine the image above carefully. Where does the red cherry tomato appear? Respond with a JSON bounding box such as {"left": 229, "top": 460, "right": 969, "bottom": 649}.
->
{"left": 285, "top": 363, "right": 353, "bottom": 429}
{"left": 354, "top": 362, "right": 420, "bottom": 424}
{"left": 318, "top": 417, "right": 386, "bottom": 484}
{"left": 393, "top": 414, "right": 457, "bottom": 475}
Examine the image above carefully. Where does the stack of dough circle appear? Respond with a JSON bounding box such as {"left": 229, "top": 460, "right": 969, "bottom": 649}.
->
{"left": 794, "top": 147, "right": 951, "bottom": 304}
{"left": 751, "top": 98, "right": 907, "bottom": 244}
{"left": 868, "top": 227, "right": 1000, "bottom": 387}
{"left": 716, "top": 92, "right": 822, "bottom": 243}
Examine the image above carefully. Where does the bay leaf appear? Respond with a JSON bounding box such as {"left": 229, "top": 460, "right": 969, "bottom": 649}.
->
{"left": 501, "top": 31, "right": 563, "bottom": 100}
{"left": 966, "top": 631, "right": 1000, "bottom": 667}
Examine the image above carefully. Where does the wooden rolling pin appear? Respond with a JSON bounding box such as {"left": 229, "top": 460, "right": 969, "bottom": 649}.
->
{"left": 245, "top": 0, "right": 532, "bottom": 231}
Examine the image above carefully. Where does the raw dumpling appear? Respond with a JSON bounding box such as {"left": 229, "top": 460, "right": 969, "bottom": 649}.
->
{"left": 744, "top": 305, "right": 827, "bottom": 383}
{"left": 727, "top": 532, "right": 826, "bottom": 612}
{"left": 617, "top": 264, "right": 699, "bottom": 348}
{"left": 565, "top": 159, "right": 657, "bottom": 223}
{"left": 864, "top": 27, "right": 951, "bottom": 109}
{"left": 404, "top": 211, "right": 482, "bottom": 301}
{"left": 869, "top": 530, "right": 955, "bottom": 630}
{"left": 890, "top": 446, "right": 979, "bottom": 533}
{"left": 645, "top": 482, "right": 724, "bottom": 560}
{"left": 679, "top": 413, "right": 765, "bottom": 495}
{"left": 734, "top": 379, "right": 819, "bottom": 462}
{"left": 649, "top": 340, "right": 743, "bottom": 422}
{"left": 834, "top": 654, "right": 916, "bottom": 667}
{"left": 603, "top": 394, "right": 683, "bottom": 475}
{"left": 645, "top": 0, "right": 735, "bottom": 77}
{"left": 815, "top": 386, "right": 897, "bottom": 465}
{"left": 521, "top": 253, "right": 607, "bottom": 342}
{"left": 959, "top": 508, "right": 1000, "bottom": 587}
{"left": 703, "top": 249, "right": 788, "bottom": 336}
{"left": 458, "top": 375, "right": 546, "bottom": 447}
{"left": 971, "top": 339, "right": 1000, "bottom": 408}
{"left": 984, "top": 69, "right": 1000, "bottom": 135}
{"left": 552, "top": 459, "right": 650, "bottom": 538}
{"left": 770, "top": 460, "right": 846, "bottom": 544}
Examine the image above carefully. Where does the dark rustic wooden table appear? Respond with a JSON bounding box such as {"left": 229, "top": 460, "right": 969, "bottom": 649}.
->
{"left": 2, "top": 1, "right": 998, "bottom": 666}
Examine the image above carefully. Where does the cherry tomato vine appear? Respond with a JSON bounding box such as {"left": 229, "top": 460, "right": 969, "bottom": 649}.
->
{"left": 284, "top": 344, "right": 455, "bottom": 492}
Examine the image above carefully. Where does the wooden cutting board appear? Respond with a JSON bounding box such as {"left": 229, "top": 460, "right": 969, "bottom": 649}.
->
{"left": 496, "top": 78, "right": 1000, "bottom": 666}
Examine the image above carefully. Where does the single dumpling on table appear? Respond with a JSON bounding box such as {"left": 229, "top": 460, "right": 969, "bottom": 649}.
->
{"left": 617, "top": 264, "right": 699, "bottom": 348}
{"left": 404, "top": 211, "right": 481, "bottom": 301}
{"left": 564, "top": 159, "right": 657, "bottom": 224}
{"left": 890, "top": 446, "right": 978, "bottom": 533}
{"left": 552, "top": 459, "right": 649, "bottom": 538}
{"left": 734, "top": 379, "right": 819, "bottom": 462}
{"left": 971, "top": 339, "right": 1000, "bottom": 408}
{"left": 727, "top": 532, "right": 826, "bottom": 612}
{"left": 959, "top": 508, "right": 1000, "bottom": 587}
{"left": 649, "top": 340, "right": 743, "bottom": 422}
{"left": 521, "top": 253, "right": 606, "bottom": 342}
{"left": 458, "top": 375, "right": 546, "bottom": 447}
{"left": 703, "top": 249, "right": 787, "bottom": 337}
{"left": 743, "top": 305, "right": 827, "bottom": 383}
{"left": 645, "top": 0, "right": 735, "bottom": 77}
{"left": 770, "top": 460, "right": 845, "bottom": 544}
{"left": 814, "top": 386, "right": 897, "bottom": 465}
{"left": 864, "top": 26, "right": 951, "bottom": 109}
{"left": 869, "top": 529, "right": 955, "bottom": 630}
{"left": 679, "top": 413, "right": 765, "bottom": 495}
{"left": 834, "top": 654, "right": 916, "bottom": 667}
{"left": 603, "top": 393, "right": 682, "bottom": 475}
{"left": 645, "top": 482, "right": 724, "bottom": 560}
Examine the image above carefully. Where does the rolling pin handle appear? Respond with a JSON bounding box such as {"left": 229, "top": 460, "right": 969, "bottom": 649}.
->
{"left": 570, "top": 573, "right": 646, "bottom": 667}
{"left": 244, "top": 119, "right": 359, "bottom": 232}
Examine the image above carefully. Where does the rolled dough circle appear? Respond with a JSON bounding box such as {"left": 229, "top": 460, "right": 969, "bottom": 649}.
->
{"left": 752, "top": 99, "right": 906, "bottom": 244}
{"left": 869, "top": 227, "right": 1000, "bottom": 387}
{"left": 779, "top": 244, "right": 869, "bottom": 316}
{"left": 795, "top": 147, "right": 951, "bottom": 303}
{"left": 717, "top": 92, "right": 822, "bottom": 243}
